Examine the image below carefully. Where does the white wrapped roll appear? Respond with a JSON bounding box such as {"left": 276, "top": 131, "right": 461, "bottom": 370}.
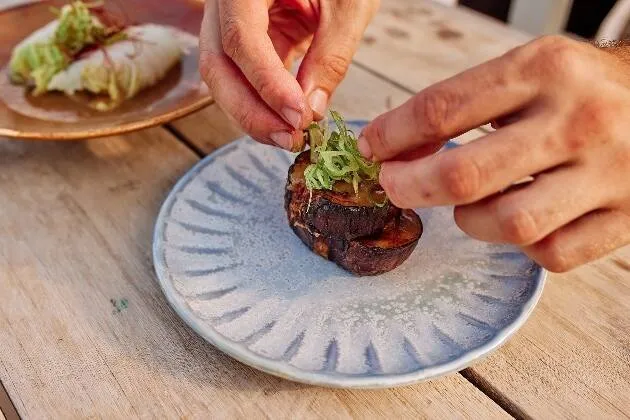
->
{"left": 47, "top": 24, "right": 183, "bottom": 104}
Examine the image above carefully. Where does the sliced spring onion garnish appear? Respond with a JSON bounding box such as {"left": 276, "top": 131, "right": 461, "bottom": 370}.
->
{"left": 304, "top": 111, "right": 386, "bottom": 206}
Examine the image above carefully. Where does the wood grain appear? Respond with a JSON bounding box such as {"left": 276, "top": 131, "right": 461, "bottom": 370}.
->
{"left": 0, "top": 127, "right": 509, "bottom": 418}
{"left": 349, "top": 1, "right": 630, "bottom": 417}
{"left": 466, "top": 250, "right": 630, "bottom": 419}
{"left": 354, "top": 0, "right": 530, "bottom": 93}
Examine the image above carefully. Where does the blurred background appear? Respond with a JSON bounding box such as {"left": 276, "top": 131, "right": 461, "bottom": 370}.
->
{"left": 1, "top": 1, "right": 629, "bottom": 41}
{"left": 436, "top": 0, "right": 630, "bottom": 40}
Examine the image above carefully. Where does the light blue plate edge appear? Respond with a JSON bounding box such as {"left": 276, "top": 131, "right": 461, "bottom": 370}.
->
{"left": 152, "top": 121, "right": 547, "bottom": 389}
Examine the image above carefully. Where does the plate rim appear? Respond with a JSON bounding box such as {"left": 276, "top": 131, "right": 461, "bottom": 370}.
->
{"left": 0, "top": 96, "right": 213, "bottom": 140}
{"left": 152, "top": 127, "right": 547, "bottom": 389}
{"left": 0, "top": 1, "right": 213, "bottom": 140}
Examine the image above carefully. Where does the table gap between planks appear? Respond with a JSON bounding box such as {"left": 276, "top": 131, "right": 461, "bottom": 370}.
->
{"left": 0, "top": 379, "right": 17, "bottom": 420}
{"left": 0, "top": 0, "right": 629, "bottom": 419}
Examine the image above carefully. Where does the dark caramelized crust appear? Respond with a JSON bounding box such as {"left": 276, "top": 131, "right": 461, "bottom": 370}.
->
{"left": 285, "top": 151, "right": 393, "bottom": 240}
{"left": 289, "top": 210, "right": 422, "bottom": 276}
{"left": 285, "top": 152, "right": 423, "bottom": 276}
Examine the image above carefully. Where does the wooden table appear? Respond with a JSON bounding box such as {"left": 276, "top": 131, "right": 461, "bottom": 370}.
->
{"left": 1, "top": 1, "right": 629, "bottom": 418}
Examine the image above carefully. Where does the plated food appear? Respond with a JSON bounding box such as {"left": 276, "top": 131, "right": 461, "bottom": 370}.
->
{"left": 153, "top": 128, "right": 546, "bottom": 388}
{"left": 8, "top": 0, "right": 194, "bottom": 111}
{"left": 0, "top": 0, "right": 209, "bottom": 139}
{"left": 285, "top": 112, "right": 423, "bottom": 275}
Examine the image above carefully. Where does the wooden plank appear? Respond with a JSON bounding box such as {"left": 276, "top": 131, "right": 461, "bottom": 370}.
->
{"left": 0, "top": 128, "right": 509, "bottom": 418}
{"left": 465, "top": 249, "right": 630, "bottom": 419}
{"left": 354, "top": 0, "right": 529, "bottom": 93}
{"left": 346, "top": 2, "right": 630, "bottom": 417}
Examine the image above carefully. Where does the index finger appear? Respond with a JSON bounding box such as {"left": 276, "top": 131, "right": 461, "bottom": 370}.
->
{"left": 357, "top": 50, "right": 540, "bottom": 162}
{"left": 218, "top": 0, "right": 312, "bottom": 131}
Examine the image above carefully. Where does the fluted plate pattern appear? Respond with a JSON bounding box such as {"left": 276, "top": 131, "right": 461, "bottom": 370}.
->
{"left": 153, "top": 121, "right": 546, "bottom": 388}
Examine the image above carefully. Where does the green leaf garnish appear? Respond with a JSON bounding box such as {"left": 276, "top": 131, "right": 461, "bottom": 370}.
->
{"left": 9, "top": 0, "right": 127, "bottom": 94}
{"left": 304, "top": 111, "right": 383, "bottom": 202}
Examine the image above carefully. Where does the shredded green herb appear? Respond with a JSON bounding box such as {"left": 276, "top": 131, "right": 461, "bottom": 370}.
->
{"left": 9, "top": 0, "right": 127, "bottom": 95}
{"left": 10, "top": 43, "right": 69, "bottom": 95}
{"left": 304, "top": 111, "right": 382, "bottom": 198}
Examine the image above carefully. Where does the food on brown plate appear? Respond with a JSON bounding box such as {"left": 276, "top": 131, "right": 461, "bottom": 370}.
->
{"left": 8, "top": 0, "right": 194, "bottom": 111}
{"left": 285, "top": 111, "right": 423, "bottom": 276}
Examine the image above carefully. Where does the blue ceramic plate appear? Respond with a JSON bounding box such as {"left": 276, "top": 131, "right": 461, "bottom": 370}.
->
{"left": 153, "top": 121, "right": 546, "bottom": 389}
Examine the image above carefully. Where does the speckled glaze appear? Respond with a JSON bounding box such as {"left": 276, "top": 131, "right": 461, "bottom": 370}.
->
{"left": 153, "top": 121, "right": 546, "bottom": 389}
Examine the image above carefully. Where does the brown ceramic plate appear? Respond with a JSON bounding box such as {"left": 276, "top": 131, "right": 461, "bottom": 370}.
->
{"left": 0, "top": 0, "right": 211, "bottom": 140}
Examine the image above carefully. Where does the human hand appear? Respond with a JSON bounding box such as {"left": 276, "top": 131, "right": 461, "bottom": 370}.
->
{"left": 199, "top": 0, "right": 379, "bottom": 151}
{"left": 357, "top": 36, "right": 630, "bottom": 272}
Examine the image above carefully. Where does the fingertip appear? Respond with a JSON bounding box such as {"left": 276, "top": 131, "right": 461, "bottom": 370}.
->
{"left": 291, "top": 130, "right": 305, "bottom": 152}
{"left": 268, "top": 128, "right": 306, "bottom": 152}
{"left": 281, "top": 107, "right": 302, "bottom": 130}
{"left": 357, "top": 134, "right": 373, "bottom": 160}
{"left": 379, "top": 162, "right": 406, "bottom": 209}
{"left": 270, "top": 131, "right": 294, "bottom": 151}
{"left": 307, "top": 88, "right": 328, "bottom": 119}
{"left": 453, "top": 204, "right": 477, "bottom": 238}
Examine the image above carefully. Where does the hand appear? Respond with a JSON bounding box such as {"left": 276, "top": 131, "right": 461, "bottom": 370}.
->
{"left": 199, "top": 0, "right": 379, "bottom": 151}
{"left": 358, "top": 36, "right": 630, "bottom": 272}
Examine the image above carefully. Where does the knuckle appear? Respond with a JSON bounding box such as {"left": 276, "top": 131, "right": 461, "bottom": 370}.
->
{"left": 564, "top": 101, "right": 610, "bottom": 152}
{"left": 316, "top": 53, "right": 352, "bottom": 84}
{"left": 577, "top": 101, "right": 608, "bottom": 130}
{"left": 221, "top": 16, "right": 246, "bottom": 57}
{"left": 561, "top": 130, "right": 589, "bottom": 154}
{"left": 499, "top": 46, "right": 530, "bottom": 80}
{"left": 533, "top": 35, "right": 576, "bottom": 58}
{"left": 499, "top": 207, "right": 540, "bottom": 245}
{"left": 439, "top": 154, "right": 482, "bottom": 202}
{"left": 412, "top": 89, "right": 453, "bottom": 138}
{"left": 528, "top": 36, "right": 585, "bottom": 83}
{"left": 502, "top": 42, "right": 529, "bottom": 64}
{"left": 249, "top": 66, "right": 276, "bottom": 99}
{"left": 234, "top": 103, "right": 257, "bottom": 135}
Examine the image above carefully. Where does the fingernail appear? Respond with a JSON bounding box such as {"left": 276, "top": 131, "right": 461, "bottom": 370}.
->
{"left": 281, "top": 107, "right": 302, "bottom": 130}
{"left": 308, "top": 89, "right": 328, "bottom": 118}
{"left": 270, "top": 131, "right": 293, "bottom": 150}
{"left": 357, "top": 134, "right": 373, "bottom": 160}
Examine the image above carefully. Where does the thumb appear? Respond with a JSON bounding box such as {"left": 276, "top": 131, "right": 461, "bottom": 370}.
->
{"left": 297, "top": 1, "right": 378, "bottom": 119}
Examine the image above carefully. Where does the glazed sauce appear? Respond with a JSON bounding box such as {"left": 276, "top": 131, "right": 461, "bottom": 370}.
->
{"left": 291, "top": 152, "right": 386, "bottom": 207}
